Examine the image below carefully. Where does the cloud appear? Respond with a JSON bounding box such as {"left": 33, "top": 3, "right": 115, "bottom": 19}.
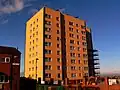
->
{"left": 0, "top": 14, "right": 9, "bottom": 24}
{"left": 0, "top": 0, "right": 36, "bottom": 24}
{"left": 0, "top": 0, "right": 35, "bottom": 14}
{"left": 0, "top": 0, "right": 23, "bottom": 13}
{"left": 1, "top": 19, "right": 8, "bottom": 24}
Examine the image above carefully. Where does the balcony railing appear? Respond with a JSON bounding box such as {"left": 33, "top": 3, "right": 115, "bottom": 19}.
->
{"left": 93, "top": 54, "right": 99, "bottom": 56}
{"left": 95, "top": 71, "right": 100, "bottom": 74}
{"left": 94, "top": 60, "right": 100, "bottom": 65}
{"left": 94, "top": 66, "right": 100, "bottom": 69}
{"left": 93, "top": 57, "right": 99, "bottom": 60}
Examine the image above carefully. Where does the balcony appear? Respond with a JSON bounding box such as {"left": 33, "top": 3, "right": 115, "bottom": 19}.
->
{"left": 94, "top": 66, "right": 100, "bottom": 69}
{"left": 93, "top": 50, "right": 98, "bottom": 52}
{"left": 95, "top": 71, "right": 100, "bottom": 74}
{"left": 93, "top": 57, "right": 99, "bottom": 60}
{"left": 93, "top": 53, "right": 99, "bottom": 56}
{"left": 94, "top": 60, "right": 100, "bottom": 65}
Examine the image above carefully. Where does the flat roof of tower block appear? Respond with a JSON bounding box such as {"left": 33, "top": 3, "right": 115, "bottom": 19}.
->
{"left": 0, "top": 46, "right": 21, "bottom": 55}
{"left": 27, "top": 6, "right": 86, "bottom": 23}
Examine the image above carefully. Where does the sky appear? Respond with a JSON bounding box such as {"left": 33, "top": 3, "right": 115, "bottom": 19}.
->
{"left": 0, "top": 0, "right": 120, "bottom": 74}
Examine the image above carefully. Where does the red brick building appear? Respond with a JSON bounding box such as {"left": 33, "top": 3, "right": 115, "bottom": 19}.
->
{"left": 0, "top": 46, "right": 21, "bottom": 90}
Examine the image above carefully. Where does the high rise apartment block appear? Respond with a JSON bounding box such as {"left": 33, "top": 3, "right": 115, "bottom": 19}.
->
{"left": 25, "top": 7, "right": 100, "bottom": 84}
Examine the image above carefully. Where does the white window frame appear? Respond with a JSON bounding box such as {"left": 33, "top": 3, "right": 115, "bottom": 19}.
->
{"left": 5, "top": 57, "right": 10, "bottom": 63}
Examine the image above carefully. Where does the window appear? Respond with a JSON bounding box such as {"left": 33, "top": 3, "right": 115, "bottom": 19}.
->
{"left": 69, "top": 27, "right": 73, "bottom": 32}
{"left": 45, "top": 27, "right": 51, "bottom": 32}
{"left": 3, "top": 57, "right": 10, "bottom": 63}
{"left": 30, "top": 36, "right": 32, "bottom": 39}
{"left": 83, "top": 54, "right": 88, "bottom": 58}
{"left": 29, "top": 68, "right": 31, "bottom": 71}
{"left": 36, "top": 38, "right": 38, "bottom": 42}
{"left": 70, "top": 40, "right": 74, "bottom": 44}
{"left": 29, "top": 61, "right": 31, "bottom": 64}
{"left": 57, "top": 30, "right": 59, "bottom": 34}
{"left": 78, "top": 47, "right": 81, "bottom": 51}
{"left": 78, "top": 60, "right": 80, "bottom": 64}
{"left": 70, "top": 46, "right": 75, "bottom": 50}
{"left": 82, "top": 36, "right": 86, "bottom": 40}
{"left": 29, "top": 54, "right": 31, "bottom": 58}
{"left": 37, "top": 25, "right": 38, "bottom": 27}
{"left": 33, "top": 27, "right": 35, "bottom": 31}
{"left": 57, "top": 66, "right": 60, "bottom": 70}
{"left": 45, "top": 42, "right": 51, "bottom": 46}
{"left": 79, "top": 67, "right": 81, "bottom": 70}
{"left": 82, "top": 42, "right": 87, "bottom": 46}
{"left": 83, "top": 48, "right": 87, "bottom": 52}
{"left": 36, "top": 52, "right": 38, "bottom": 56}
{"left": 57, "top": 37, "right": 60, "bottom": 41}
{"left": 45, "top": 21, "right": 51, "bottom": 25}
{"left": 71, "top": 73, "right": 76, "bottom": 78}
{"left": 45, "top": 57, "right": 51, "bottom": 62}
{"left": 70, "top": 33, "right": 74, "bottom": 38}
{"left": 45, "top": 34, "right": 51, "bottom": 39}
{"left": 37, "top": 19, "right": 38, "bottom": 22}
{"left": 77, "top": 35, "right": 79, "bottom": 39}
{"left": 0, "top": 75, "right": 6, "bottom": 82}
{"left": 33, "top": 21, "right": 35, "bottom": 24}
{"left": 84, "top": 67, "right": 88, "bottom": 71}
{"left": 57, "top": 51, "right": 60, "bottom": 55}
{"left": 84, "top": 60, "right": 88, "bottom": 64}
{"left": 56, "top": 23, "right": 59, "bottom": 27}
{"left": 45, "top": 14, "right": 51, "bottom": 19}
{"left": 71, "top": 59, "right": 75, "bottom": 64}
{"left": 69, "top": 21, "right": 73, "bottom": 26}
{"left": 36, "top": 31, "right": 38, "bottom": 35}
{"left": 77, "top": 41, "right": 80, "bottom": 45}
{"left": 30, "top": 42, "right": 31, "bottom": 45}
{"left": 56, "top": 17, "right": 59, "bottom": 21}
{"left": 58, "top": 73, "right": 60, "bottom": 78}
{"left": 79, "top": 73, "right": 81, "bottom": 77}
{"left": 57, "top": 58, "right": 60, "bottom": 63}
{"left": 76, "top": 29, "right": 79, "bottom": 33}
{"left": 71, "top": 66, "right": 76, "bottom": 70}
{"left": 81, "top": 25, "right": 86, "bottom": 29}
{"left": 33, "top": 40, "right": 34, "bottom": 44}
{"left": 45, "top": 50, "right": 51, "bottom": 54}
{"left": 57, "top": 44, "right": 59, "bottom": 48}
{"left": 45, "top": 73, "right": 51, "bottom": 78}
{"left": 33, "top": 33, "right": 35, "bottom": 37}
{"left": 81, "top": 31, "right": 86, "bottom": 35}
{"left": 78, "top": 54, "right": 80, "bottom": 57}
{"left": 76, "top": 24, "right": 78, "bottom": 27}
{"left": 70, "top": 53, "right": 75, "bottom": 57}
{"left": 45, "top": 65, "right": 51, "bottom": 70}
{"left": 33, "top": 46, "right": 34, "bottom": 50}
{"left": 30, "top": 24, "right": 32, "bottom": 27}
{"left": 29, "top": 48, "right": 31, "bottom": 51}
